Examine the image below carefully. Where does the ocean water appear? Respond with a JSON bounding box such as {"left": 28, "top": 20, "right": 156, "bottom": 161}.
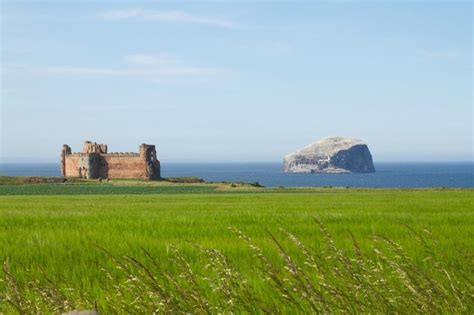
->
{"left": 0, "top": 162, "right": 472, "bottom": 188}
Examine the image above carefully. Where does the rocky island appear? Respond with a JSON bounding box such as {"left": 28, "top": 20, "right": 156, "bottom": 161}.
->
{"left": 283, "top": 136, "right": 375, "bottom": 173}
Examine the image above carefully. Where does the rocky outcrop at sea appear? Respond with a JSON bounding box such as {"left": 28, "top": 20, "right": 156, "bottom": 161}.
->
{"left": 283, "top": 136, "right": 375, "bottom": 173}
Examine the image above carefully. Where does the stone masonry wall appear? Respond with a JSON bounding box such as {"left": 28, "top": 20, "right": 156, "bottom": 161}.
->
{"left": 61, "top": 141, "right": 160, "bottom": 179}
{"left": 102, "top": 155, "right": 148, "bottom": 179}
{"left": 64, "top": 154, "right": 148, "bottom": 179}
{"left": 64, "top": 155, "right": 80, "bottom": 177}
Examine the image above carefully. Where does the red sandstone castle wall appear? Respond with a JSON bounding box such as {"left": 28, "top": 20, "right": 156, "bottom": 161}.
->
{"left": 62, "top": 141, "right": 160, "bottom": 179}
{"left": 102, "top": 155, "right": 147, "bottom": 179}
{"left": 64, "top": 155, "right": 80, "bottom": 177}
{"left": 64, "top": 154, "right": 147, "bottom": 179}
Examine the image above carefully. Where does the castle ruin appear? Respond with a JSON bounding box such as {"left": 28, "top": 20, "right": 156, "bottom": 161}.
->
{"left": 61, "top": 141, "right": 161, "bottom": 180}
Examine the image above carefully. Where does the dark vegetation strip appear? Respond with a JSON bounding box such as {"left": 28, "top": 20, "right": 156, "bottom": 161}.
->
{"left": 0, "top": 184, "right": 218, "bottom": 195}
{"left": 0, "top": 184, "right": 471, "bottom": 195}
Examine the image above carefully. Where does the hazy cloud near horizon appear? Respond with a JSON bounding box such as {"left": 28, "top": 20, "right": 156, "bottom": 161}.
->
{"left": 1, "top": 2, "right": 472, "bottom": 162}
{"left": 97, "top": 8, "right": 238, "bottom": 28}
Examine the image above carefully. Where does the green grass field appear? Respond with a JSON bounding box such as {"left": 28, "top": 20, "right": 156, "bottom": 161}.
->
{"left": 0, "top": 181, "right": 473, "bottom": 313}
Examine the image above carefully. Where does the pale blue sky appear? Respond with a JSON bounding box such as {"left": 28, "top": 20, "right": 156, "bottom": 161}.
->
{"left": 1, "top": 1, "right": 472, "bottom": 162}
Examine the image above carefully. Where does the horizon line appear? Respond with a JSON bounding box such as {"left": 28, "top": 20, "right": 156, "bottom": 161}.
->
{"left": 1, "top": 159, "right": 473, "bottom": 165}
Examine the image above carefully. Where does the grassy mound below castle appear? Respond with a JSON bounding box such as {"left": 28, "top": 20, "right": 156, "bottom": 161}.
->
{"left": 0, "top": 176, "right": 261, "bottom": 195}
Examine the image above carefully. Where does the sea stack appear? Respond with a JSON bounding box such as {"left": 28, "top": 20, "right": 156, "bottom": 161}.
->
{"left": 283, "top": 136, "right": 375, "bottom": 173}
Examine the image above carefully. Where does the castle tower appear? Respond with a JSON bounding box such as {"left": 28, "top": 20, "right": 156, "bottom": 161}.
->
{"left": 60, "top": 145, "right": 71, "bottom": 177}
{"left": 139, "top": 144, "right": 161, "bottom": 180}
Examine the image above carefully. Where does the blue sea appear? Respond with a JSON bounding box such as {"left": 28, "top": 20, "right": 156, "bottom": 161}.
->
{"left": 0, "top": 162, "right": 472, "bottom": 188}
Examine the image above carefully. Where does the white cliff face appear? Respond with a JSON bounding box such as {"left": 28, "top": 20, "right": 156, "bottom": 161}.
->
{"left": 283, "top": 137, "right": 376, "bottom": 173}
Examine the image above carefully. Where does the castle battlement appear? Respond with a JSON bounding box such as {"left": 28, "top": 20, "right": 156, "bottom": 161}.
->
{"left": 60, "top": 141, "right": 161, "bottom": 180}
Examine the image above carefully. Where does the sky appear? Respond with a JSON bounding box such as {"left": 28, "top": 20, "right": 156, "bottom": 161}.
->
{"left": 1, "top": 0, "right": 472, "bottom": 162}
